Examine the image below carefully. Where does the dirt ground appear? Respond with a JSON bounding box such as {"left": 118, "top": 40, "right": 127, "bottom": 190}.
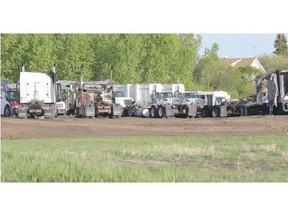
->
{"left": 1, "top": 115, "right": 288, "bottom": 140}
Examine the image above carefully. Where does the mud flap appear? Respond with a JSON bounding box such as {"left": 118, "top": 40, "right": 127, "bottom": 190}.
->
{"left": 165, "top": 105, "right": 174, "bottom": 117}
{"left": 44, "top": 108, "right": 55, "bottom": 118}
{"left": 188, "top": 105, "right": 197, "bottom": 117}
{"left": 112, "top": 103, "right": 122, "bottom": 116}
{"left": 85, "top": 104, "right": 95, "bottom": 117}
{"left": 220, "top": 105, "right": 227, "bottom": 117}
{"left": 18, "top": 108, "right": 28, "bottom": 118}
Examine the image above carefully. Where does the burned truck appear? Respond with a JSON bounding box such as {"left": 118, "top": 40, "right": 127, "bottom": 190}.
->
{"left": 226, "top": 69, "right": 288, "bottom": 116}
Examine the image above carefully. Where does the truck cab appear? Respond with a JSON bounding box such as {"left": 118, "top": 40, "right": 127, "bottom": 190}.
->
{"left": 196, "top": 90, "right": 230, "bottom": 117}
{"left": 114, "top": 90, "right": 133, "bottom": 108}
{"left": 4, "top": 89, "right": 20, "bottom": 116}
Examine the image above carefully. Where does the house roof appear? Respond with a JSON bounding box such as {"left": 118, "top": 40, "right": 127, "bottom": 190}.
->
{"left": 220, "top": 57, "right": 256, "bottom": 68}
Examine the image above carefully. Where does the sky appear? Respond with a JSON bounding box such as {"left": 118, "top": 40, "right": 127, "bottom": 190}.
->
{"left": 199, "top": 34, "right": 288, "bottom": 58}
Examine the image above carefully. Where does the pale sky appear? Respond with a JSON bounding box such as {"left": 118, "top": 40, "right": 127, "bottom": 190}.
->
{"left": 199, "top": 34, "right": 288, "bottom": 58}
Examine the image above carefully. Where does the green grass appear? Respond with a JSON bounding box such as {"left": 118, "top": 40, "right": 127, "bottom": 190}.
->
{"left": 1, "top": 136, "right": 288, "bottom": 182}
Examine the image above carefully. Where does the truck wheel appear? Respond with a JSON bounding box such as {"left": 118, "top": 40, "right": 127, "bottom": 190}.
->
{"left": 150, "top": 106, "right": 157, "bottom": 118}
{"left": 212, "top": 106, "right": 220, "bottom": 118}
{"left": 201, "top": 107, "right": 210, "bottom": 118}
{"left": 157, "top": 106, "right": 165, "bottom": 118}
{"left": 240, "top": 106, "right": 248, "bottom": 116}
{"left": 75, "top": 107, "right": 79, "bottom": 118}
{"left": 4, "top": 105, "right": 11, "bottom": 117}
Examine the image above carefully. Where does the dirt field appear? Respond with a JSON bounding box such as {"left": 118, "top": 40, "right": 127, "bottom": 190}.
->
{"left": 1, "top": 115, "right": 288, "bottom": 140}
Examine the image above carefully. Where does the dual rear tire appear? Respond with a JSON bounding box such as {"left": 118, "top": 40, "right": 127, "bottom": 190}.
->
{"left": 150, "top": 106, "right": 165, "bottom": 118}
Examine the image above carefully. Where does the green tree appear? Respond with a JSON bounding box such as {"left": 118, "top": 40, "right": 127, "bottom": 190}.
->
{"left": 193, "top": 43, "right": 258, "bottom": 99}
{"left": 1, "top": 33, "right": 201, "bottom": 88}
{"left": 259, "top": 54, "right": 288, "bottom": 72}
{"left": 1, "top": 34, "right": 30, "bottom": 82}
{"left": 176, "top": 34, "right": 201, "bottom": 90}
{"left": 110, "top": 34, "right": 143, "bottom": 84}
{"left": 193, "top": 43, "right": 222, "bottom": 88}
{"left": 24, "top": 34, "right": 55, "bottom": 71}
{"left": 274, "top": 34, "right": 288, "bottom": 56}
{"left": 53, "top": 34, "right": 94, "bottom": 81}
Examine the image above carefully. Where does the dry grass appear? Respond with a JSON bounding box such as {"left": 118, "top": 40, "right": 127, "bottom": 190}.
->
{"left": 260, "top": 144, "right": 277, "bottom": 152}
{"left": 151, "top": 144, "right": 217, "bottom": 158}
{"left": 242, "top": 143, "right": 251, "bottom": 152}
{"left": 244, "top": 152, "right": 256, "bottom": 160}
{"left": 281, "top": 152, "right": 288, "bottom": 159}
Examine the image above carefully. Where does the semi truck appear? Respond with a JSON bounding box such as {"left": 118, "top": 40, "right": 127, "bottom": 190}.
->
{"left": 55, "top": 80, "right": 77, "bottom": 115}
{"left": 112, "top": 84, "right": 134, "bottom": 113}
{"left": 17, "top": 65, "right": 57, "bottom": 119}
{"left": 196, "top": 90, "right": 230, "bottom": 118}
{"left": 171, "top": 90, "right": 229, "bottom": 118}
{"left": 67, "top": 79, "right": 122, "bottom": 118}
{"left": 114, "top": 83, "right": 185, "bottom": 118}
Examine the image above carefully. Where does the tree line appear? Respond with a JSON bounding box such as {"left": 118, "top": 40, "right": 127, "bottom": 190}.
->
{"left": 1, "top": 34, "right": 287, "bottom": 99}
{"left": 0, "top": 34, "right": 201, "bottom": 90}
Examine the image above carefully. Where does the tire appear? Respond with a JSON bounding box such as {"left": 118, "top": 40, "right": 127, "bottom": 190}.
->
{"left": 212, "top": 106, "right": 220, "bottom": 118}
{"left": 150, "top": 106, "right": 157, "bottom": 118}
{"left": 4, "top": 105, "right": 11, "bottom": 117}
{"left": 157, "top": 106, "right": 165, "bottom": 118}
{"left": 75, "top": 107, "right": 79, "bottom": 118}
{"left": 201, "top": 107, "right": 210, "bottom": 118}
{"left": 240, "top": 106, "right": 248, "bottom": 116}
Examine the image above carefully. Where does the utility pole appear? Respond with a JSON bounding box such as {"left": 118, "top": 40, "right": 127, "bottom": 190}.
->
{"left": 253, "top": 46, "right": 256, "bottom": 57}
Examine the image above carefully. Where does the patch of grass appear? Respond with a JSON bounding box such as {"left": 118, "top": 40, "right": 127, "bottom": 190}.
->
{"left": 1, "top": 136, "right": 288, "bottom": 182}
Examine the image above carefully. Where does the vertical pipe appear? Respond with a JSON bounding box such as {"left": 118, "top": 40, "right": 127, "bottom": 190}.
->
{"left": 80, "top": 65, "right": 83, "bottom": 89}
{"left": 110, "top": 66, "right": 113, "bottom": 86}
{"left": 21, "top": 64, "right": 25, "bottom": 72}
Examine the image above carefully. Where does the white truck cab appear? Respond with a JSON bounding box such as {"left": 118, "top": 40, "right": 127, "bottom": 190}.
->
{"left": 1, "top": 92, "right": 12, "bottom": 117}
{"left": 113, "top": 89, "right": 134, "bottom": 108}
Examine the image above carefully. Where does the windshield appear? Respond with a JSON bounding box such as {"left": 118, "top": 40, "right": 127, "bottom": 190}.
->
{"left": 183, "top": 93, "right": 196, "bottom": 99}
{"left": 115, "top": 91, "right": 125, "bottom": 97}
{"left": 215, "top": 97, "right": 226, "bottom": 104}
{"left": 157, "top": 92, "right": 174, "bottom": 99}
{"left": 5, "top": 91, "right": 19, "bottom": 101}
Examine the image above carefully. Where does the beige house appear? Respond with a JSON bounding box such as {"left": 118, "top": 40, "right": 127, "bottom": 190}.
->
{"left": 220, "top": 57, "right": 266, "bottom": 74}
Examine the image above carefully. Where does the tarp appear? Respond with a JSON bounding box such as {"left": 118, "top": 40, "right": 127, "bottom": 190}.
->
{"left": 255, "top": 78, "right": 262, "bottom": 104}
{"left": 267, "top": 73, "right": 278, "bottom": 107}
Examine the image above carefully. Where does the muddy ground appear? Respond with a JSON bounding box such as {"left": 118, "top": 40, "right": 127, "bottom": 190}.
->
{"left": 1, "top": 115, "right": 288, "bottom": 140}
